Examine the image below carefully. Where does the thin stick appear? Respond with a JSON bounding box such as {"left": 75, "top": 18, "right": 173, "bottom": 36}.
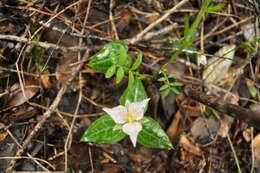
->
{"left": 89, "top": 147, "right": 94, "bottom": 172}
{"left": 250, "top": 127, "right": 255, "bottom": 173}
{"left": 204, "top": 15, "right": 254, "bottom": 40}
{"left": 0, "top": 34, "right": 86, "bottom": 52}
{"left": 227, "top": 134, "right": 242, "bottom": 173}
{"left": 109, "top": 0, "right": 119, "bottom": 40}
{"left": 128, "top": 0, "right": 189, "bottom": 44}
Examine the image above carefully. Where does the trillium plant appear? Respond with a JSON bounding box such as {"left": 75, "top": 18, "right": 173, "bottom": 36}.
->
{"left": 81, "top": 41, "right": 173, "bottom": 148}
{"left": 103, "top": 99, "right": 149, "bottom": 147}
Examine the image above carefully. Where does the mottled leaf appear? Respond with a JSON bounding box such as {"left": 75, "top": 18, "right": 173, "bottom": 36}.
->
{"left": 137, "top": 117, "right": 173, "bottom": 149}
{"left": 87, "top": 41, "right": 129, "bottom": 72}
{"left": 120, "top": 79, "right": 148, "bottom": 106}
{"left": 81, "top": 115, "right": 126, "bottom": 144}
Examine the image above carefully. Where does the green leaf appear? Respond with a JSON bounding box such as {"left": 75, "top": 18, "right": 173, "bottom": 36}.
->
{"left": 170, "top": 87, "right": 180, "bottom": 94}
{"left": 137, "top": 117, "right": 173, "bottom": 149}
{"left": 249, "top": 86, "right": 258, "bottom": 98}
{"left": 206, "top": 4, "right": 224, "bottom": 13}
{"left": 105, "top": 65, "right": 117, "bottom": 78}
{"left": 87, "top": 41, "right": 129, "bottom": 72}
{"left": 120, "top": 79, "right": 148, "bottom": 106}
{"left": 183, "top": 15, "right": 190, "bottom": 39}
{"left": 169, "top": 82, "right": 184, "bottom": 87}
{"left": 165, "top": 38, "right": 181, "bottom": 49}
{"left": 125, "top": 55, "right": 133, "bottom": 69}
{"left": 128, "top": 71, "right": 134, "bottom": 87}
{"left": 242, "top": 41, "right": 256, "bottom": 51}
{"left": 87, "top": 47, "right": 112, "bottom": 72}
{"left": 131, "top": 53, "right": 143, "bottom": 70}
{"left": 116, "top": 66, "right": 124, "bottom": 83}
{"left": 186, "top": 45, "right": 197, "bottom": 59}
{"left": 253, "top": 38, "right": 260, "bottom": 43}
{"left": 81, "top": 115, "right": 126, "bottom": 144}
{"left": 118, "top": 44, "right": 127, "bottom": 65}
{"left": 159, "top": 84, "right": 169, "bottom": 91}
{"left": 157, "top": 77, "right": 168, "bottom": 82}
{"left": 161, "top": 88, "right": 170, "bottom": 98}
{"left": 204, "top": 106, "right": 217, "bottom": 119}
{"left": 168, "top": 74, "right": 178, "bottom": 79}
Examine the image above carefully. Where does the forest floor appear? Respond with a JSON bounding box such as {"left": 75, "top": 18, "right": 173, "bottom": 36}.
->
{"left": 0, "top": 0, "right": 260, "bottom": 172}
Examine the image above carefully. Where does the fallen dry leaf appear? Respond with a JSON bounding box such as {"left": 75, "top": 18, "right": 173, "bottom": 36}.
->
{"left": 56, "top": 50, "right": 89, "bottom": 87}
{"left": 5, "top": 80, "right": 39, "bottom": 109}
{"left": 117, "top": 9, "right": 132, "bottom": 33}
{"left": 241, "top": 23, "right": 256, "bottom": 42}
{"left": 0, "top": 122, "right": 7, "bottom": 141}
{"left": 203, "top": 45, "right": 236, "bottom": 84}
{"left": 250, "top": 104, "right": 260, "bottom": 114}
{"left": 40, "top": 74, "right": 52, "bottom": 88}
{"left": 6, "top": 106, "right": 39, "bottom": 121}
{"left": 42, "top": 28, "right": 79, "bottom": 47}
{"left": 167, "top": 61, "right": 189, "bottom": 79}
{"left": 126, "top": 146, "right": 153, "bottom": 164}
{"left": 180, "top": 100, "right": 203, "bottom": 117}
{"left": 190, "top": 117, "right": 219, "bottom": 145}
{"left": 217, "top": 115, "right": 234, "bottom": 138}
{"left": 167, "top": 110, "right": 182, "bottom": 141}
{"left": 242, "top": 128, "right": 251, "bottom": 142}
{"left": 179, "top": 134, "right": 202, "bottom": 157}
{"left": 252, "top": 134, "right": 260, "bottom": 171}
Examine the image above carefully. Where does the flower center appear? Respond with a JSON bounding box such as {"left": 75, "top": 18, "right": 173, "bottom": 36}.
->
{"left": 124, "top": 112, "right": 136, "bottom": 123}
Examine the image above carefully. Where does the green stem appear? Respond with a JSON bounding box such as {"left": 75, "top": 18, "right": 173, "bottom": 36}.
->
{"left": 161, "top": 0, "right": 212, "bottom": 72}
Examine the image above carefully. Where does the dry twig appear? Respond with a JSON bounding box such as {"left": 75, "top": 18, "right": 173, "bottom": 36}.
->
{"left": 184, "top": 85, "right": 260, "bottom": 130}
{"left": 128, "top": 0, "right": 189, "bottom": 44}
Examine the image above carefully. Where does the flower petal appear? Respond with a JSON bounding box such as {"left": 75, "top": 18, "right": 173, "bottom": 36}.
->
{"left": 126, "top": 98, "right": 150, "bottom": 120}
{"left": 122, "top": 122, "right": 142, "bottom": 147}
{"left": 102, "top": 106, "right": 127, "bottom": 124}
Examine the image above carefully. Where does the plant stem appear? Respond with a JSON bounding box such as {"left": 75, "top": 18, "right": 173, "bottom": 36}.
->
{"left": 161, "top": 0, "right": 213, "bottom": 71}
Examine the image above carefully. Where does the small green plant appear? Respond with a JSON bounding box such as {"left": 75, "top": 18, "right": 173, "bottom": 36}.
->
{"left": 158, "top": 72, "right": 183, "bottom": 98}
{"left": 162, "top": 0, "right": 223, "bottom": 70}
{"left": 249, "top": 86, "right": 258, "bottom": 98}
{"left": 158, "top": 0, "right": 223, "bottom": 98}
{"left": 242, "top": 38, "right": 260, "bottom": 52}
{"left": 81, "top": 0, "right": 224, "bottom": 148}
{"left": 81, "top": 41, "right": 173, "bottom": 148}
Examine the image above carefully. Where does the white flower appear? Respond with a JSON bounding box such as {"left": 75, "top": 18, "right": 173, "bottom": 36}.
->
{"left": 102, "top": 98, "right": 150, "bottom": 147}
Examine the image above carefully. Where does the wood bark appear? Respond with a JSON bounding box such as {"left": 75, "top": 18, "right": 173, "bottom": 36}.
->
{"left": 184, "top": 85, "right": 260, "bottom": 130}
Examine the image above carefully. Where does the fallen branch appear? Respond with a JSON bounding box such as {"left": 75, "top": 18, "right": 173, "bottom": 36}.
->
{"left": 0, "top": 34, "right": 86, "bottom": 52}
{"left": 184, "top": 85, "right": 260, "bottom": 130}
